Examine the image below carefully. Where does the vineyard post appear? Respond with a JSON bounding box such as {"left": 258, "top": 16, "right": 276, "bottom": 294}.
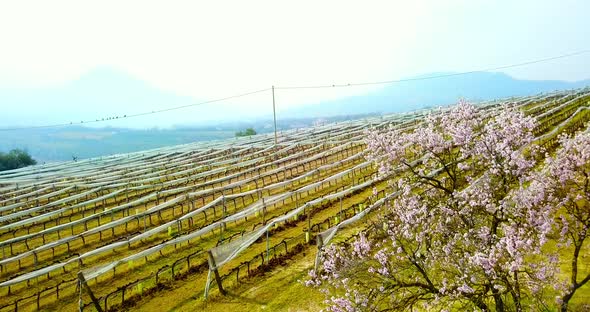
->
{"left": 307, "top": 204, "right": 311, "bottom": 233}
{"left": 266, "top": 227, "right": 270, "bottom": 264}
{"left": 314, "top": 234, "right": 324, "bottom": 270}
{"left": 339, "top": 197, "right": 343, "bottom": 221}
{"left": 222, "top": 195, "right": 226, "bottom": 218}
{"left": 207, "top": 251, "right": 226, "bottom": 296}
{"left": 262, "top": 197, "right": 266, "bottom": 224}
{"left": 77, "top": 272, "right": 102, "bottom": 312}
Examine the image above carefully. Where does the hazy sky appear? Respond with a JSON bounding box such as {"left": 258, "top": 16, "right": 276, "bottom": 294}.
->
{"left": 0, "top": 0, "right": 589, "bottom": 128}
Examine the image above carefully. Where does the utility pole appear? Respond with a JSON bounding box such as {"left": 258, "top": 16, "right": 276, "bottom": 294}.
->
{"left": 272, "top": 86, "right": 278, "bottom": 146}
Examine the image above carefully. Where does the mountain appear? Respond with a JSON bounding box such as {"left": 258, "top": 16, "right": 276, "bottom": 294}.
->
{"left": 0, "top": 67, "right": 212, "bottom": 129}
{"left": 283, "top": 72, "right": 590, "bottom": 117}
{"left": 0, "top": 68, "right": 277, "bottom": 129}
{"left": 2, "top": 69, "right": 589, "bottom": 162}
{"left": 3, "top": 69, "right": 589, "bottom": 128}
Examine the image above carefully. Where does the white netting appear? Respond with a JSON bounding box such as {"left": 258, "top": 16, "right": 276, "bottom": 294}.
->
{"left": 0, "top": 142, "right": 368, "bottom": 283}
{"left": 0, "top": 93, "right": 564, "bottom": 294}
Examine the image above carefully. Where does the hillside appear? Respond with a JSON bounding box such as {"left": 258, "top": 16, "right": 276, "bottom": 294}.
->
{"left": 0, "top": 88, "right": 589, "bottom": 311}
{"left": 284, "top": 72, "right": 590, "bottom": 117}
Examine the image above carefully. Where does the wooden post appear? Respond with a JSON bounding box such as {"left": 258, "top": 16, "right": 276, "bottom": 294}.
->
{"left": 219, "top": 222, "right": 225, "bottom": 241}
{"left": 222, "top": 195, "right": 227, "bottom": 217}
{"left": 307, "top": 204, "right": 311, "bottom": 233}
{"left": 262, "top": 197, "right": 266, "bottom": 225}
{"left": 339, "top": 197, "right": 343, "bottom": 220}
{"left": 77, "top": 272, "right": 103, "bottom": 312}
{"left": 266, "top": 228, "right": 270, "bottom": 264}
{"left": 207, "top": 251, "right": 226, "bottom": 295}
{"left": 314, "top": 234, "right": 324, "bottom": 271}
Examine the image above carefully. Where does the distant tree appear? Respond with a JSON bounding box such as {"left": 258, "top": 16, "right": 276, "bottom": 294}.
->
{"left": 0, "top": 149, "right": 37, "bottom": 171}
{"left": 313, "top": 118, "right": 328, "bottom": 127}
{"left": 235, "top": 128, "right": 257, "bottom": 137}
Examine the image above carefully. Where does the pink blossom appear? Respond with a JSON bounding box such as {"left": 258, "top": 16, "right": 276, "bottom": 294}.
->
{"left": 307, "top": 99, "right": 568, "bottom": 311}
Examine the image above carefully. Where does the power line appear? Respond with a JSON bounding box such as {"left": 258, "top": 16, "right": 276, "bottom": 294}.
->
{"left": 1, "top": 49, "right": 589, "bottom": 131}
{"left": 275, "top": 49, "right": 590, "bottom": 90}
{"left": 0, "top": 88, "right": 271, "bottom": 131}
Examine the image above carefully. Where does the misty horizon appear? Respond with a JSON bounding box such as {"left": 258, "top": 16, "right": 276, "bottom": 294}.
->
{"left": 1, "top": 67, "right": 589, "bottom": 130}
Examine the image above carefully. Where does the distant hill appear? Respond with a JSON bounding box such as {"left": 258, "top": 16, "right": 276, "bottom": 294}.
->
{"left": 0, "top": 67, "right": 200, "bottom": 129}
{"left": 1, "top": 69, "right": 589, "bottom": 161}
{"left": 0, "top": 68, "right": 273, "bottom": 128}
{"left": 2, "top": 68, "right": 588, "bottom": 127}
{"left": 283, "top": 72, "right": 590, "bottom": 117}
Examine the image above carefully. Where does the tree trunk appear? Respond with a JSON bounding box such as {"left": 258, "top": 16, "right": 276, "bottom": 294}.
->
{"left": 493, "top": 291, "right": 504, "bottom": 312}
{"left": 561, "top": 238, "right": 584, "bottom": 312}
{"left": 561, "top": 291, "right": 573, "bottom": 312}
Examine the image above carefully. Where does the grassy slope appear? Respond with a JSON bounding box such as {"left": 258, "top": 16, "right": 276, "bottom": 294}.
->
{"left": 132, "top": 224, "right": 365, "bottom": 311}
{"left": 554, "top": 239, "right": 590, "bottom": 309}
{"left": 135, "top": 250, "right": 323, "bottom": 312}
{"left": 154, "top": 233, "right": 590, "bottom": 312}
{"left": 126, "top": 201, "right": 590, "bottom": 312}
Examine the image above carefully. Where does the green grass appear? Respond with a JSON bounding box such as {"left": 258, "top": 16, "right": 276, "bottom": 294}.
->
{"left": 134, "top": 240, "right": 324, "bottom": 312}
{"left": 543, "top": 237, "right": 590, "bottom": 310}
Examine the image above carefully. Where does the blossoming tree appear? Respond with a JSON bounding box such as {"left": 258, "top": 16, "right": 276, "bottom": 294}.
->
{"left": 544, "top": 132, "right": 590, "bottom": 311}
{"left": 307, "top": 101, "right": 559, "bottom": 311}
